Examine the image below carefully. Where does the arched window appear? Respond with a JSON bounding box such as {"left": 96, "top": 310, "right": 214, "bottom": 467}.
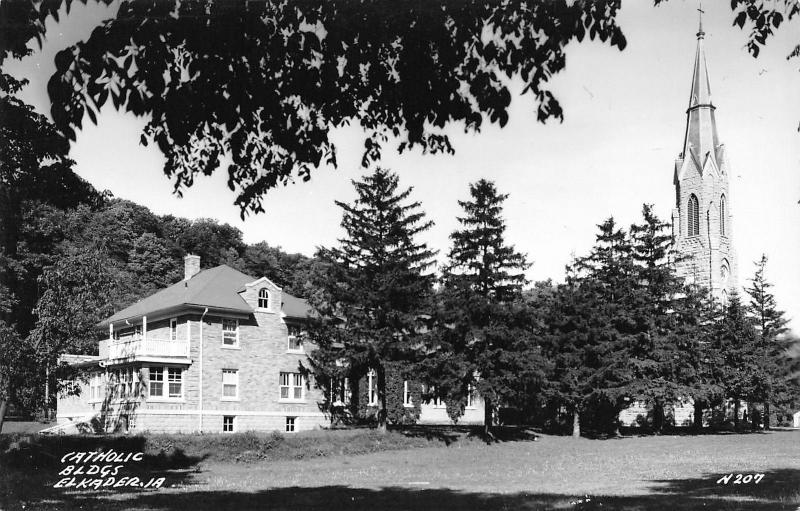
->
{"left": 720, "top": 260, "right": 730, "bottom": 284}
{"left": 258, "top": 288, "right": 269, "bottom": 309}
{"left": 688, "top": 194, "right": 700, "bottom": 236}
{"left": 720, "top": 194, "right": 726, "bottom": 236}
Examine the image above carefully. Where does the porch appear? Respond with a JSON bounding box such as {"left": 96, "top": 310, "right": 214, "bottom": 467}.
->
{"left": 106, "top": 335, "right": 190, "bottom": 362}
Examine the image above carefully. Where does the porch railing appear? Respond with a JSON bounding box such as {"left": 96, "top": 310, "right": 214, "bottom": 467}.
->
{"left": 107, "top": 336, "right": 189, "bottom": 360}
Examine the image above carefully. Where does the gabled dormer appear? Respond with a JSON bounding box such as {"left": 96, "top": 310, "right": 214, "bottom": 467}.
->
{"left": 240, "top": 277, "right": 283, "bottom": 314}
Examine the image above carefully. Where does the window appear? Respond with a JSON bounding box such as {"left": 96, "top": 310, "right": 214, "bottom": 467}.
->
{"left": 466, "top": 384, "right": 475, "bottom": 408}
{"left": 279, "top": 372, "right": 304, "bottom": 401}
{"left": 424, "top": 385, "right": 444, "bottom": 408}
{"left": 687, "top": 194, "right": 700, "bottom": 237}
{"left": 222, "top": 319, "right": 238, "bottom": 347}
{"left": 331, "top": 377, "right": 351, "bottom": 406}
{"left": 168, "top": 368, "right": 182, "bottom": 398}
{"left": 287, "top": 325, "right": 303, "bottom": 353}
{"left": 222, "top": 369, "right": 239, "bottom": 399}
{"left": 223, "top": 416, "right": 234, "bottom": 433}
{"left": 108, "top": 371, "right": 118, "bottom": 398}
{"left": 258, "top": 288, "right": 269, "bottom": 309}
{"left": 116, "top": 368, "right": 133, "bottom": 398}
{"left": 367, "top": 369, "right": 377, "bottom": 406}
{"left": 285, "top": 416, "right": 296, "bottom": 433}
{"left": 403, "top": 380, "right": 413, "bottom": 407}
{"left": 149, "top": 367, "right": 183, "bottom": 399}
{"left": 170, "top": 318, "right": 178, "bottom": 341}
{"left": 89, "top": 373, "right": 104, "bottom": 401}
{"left": 720, "top": 194, "right": 727, "bottom": 236}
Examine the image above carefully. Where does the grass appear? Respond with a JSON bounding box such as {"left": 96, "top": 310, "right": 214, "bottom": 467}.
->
{"left": 0, "top": 426, "right": 484, "bottom": 468}
{"left": 2, "top": 429, "right": 800, "bottom": 510}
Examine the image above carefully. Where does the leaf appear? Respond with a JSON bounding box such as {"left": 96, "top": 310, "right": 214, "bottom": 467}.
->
{"left": 734, "top": 11, "right": 747, "bottom": 29}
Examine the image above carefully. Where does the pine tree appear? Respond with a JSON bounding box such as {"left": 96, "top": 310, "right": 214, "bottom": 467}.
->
{"left": 745, "top": 255, "right": 791, "bottom": 429}
{"left": 307, "top": 168, "right": 436, "bottom": 432}
{"left": 539, "top": 263, "right": 609, "bottom": 438}
{"left": 573, "top": 217, "right": 639, "bottom": 436}
{"left": 431, "top": 179, "right": 532, "bottom": 435}
{"left": 626, "top": 205, "right": 693, "bottom": 433}
{"left": 712, "top": 294, "right": 759, "bottom": 430}
{"left": 674, "top": 282, "right": 720, "bottom": 432}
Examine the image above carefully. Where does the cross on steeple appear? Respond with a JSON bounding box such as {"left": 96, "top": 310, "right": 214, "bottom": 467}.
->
{"left": 697, "top": 1, "right": 705, "bottom": 38}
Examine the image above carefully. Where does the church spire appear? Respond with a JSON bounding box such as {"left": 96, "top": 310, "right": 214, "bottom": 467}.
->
{"left": 697, "top": 2, "right": 704, "bottom": 37}
{"left": 682, "top": 4, "right": 719, "bottom": 166}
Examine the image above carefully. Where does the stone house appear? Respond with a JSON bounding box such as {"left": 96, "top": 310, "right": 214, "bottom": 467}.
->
{"left": 57, "top": 255, "right": 484, "bottom": 433}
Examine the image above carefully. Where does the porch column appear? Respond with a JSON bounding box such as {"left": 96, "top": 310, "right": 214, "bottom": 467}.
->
{"left": 142, "top": 316, "right": 147, "bottom": 342}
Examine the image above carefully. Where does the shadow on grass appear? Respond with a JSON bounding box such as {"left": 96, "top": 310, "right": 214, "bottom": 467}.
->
{"left": 0, "top": 434, "right": 208, "bottom": 471}
{"left": 617, "top": 426, "right": 780, "bottom": 438}
{"left": 397, "top": 424, "right": 539, "bottom": 445}
{"left": 4, "top": 467, "right": 798, "bottom": 511}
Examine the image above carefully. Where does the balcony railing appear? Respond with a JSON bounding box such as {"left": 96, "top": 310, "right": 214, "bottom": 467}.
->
{"left": 107, "top": 335, "right": 189, "bottom": 360}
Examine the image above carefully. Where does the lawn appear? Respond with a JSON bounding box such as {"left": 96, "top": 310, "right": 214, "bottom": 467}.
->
{"left": 2, "top": 429, "right": 799, "bottom": 510}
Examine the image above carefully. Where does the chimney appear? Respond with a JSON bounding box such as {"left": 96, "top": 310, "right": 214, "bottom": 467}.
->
{"left": 184, "top": 254, "right": 201, "bottom": 281}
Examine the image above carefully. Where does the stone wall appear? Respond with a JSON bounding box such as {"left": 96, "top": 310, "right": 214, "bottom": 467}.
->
{"left": 674, "top": 153, "right": 737, "bottom": 301}
{"left": 418, "top": 402, "right": 485, "bottom": 425}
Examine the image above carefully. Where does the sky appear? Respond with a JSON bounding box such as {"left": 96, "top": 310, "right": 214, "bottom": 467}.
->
{"left": 5, "top": 1, "right": 800, "bottom": 331}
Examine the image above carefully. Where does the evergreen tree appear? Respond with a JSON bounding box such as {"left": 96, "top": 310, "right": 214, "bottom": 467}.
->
{"left": 676, "top": 283, "right": 721, "bottom": 431}
{"left": 745, "top": 255, "right": 791, "bottom": 429}
{"left": 429, "top": 179, "right": 533, "bottom": 435}
{"left": 307, "top": 168, "right": 435, "bottom": 432}
{"left": 572, "top": 217, "right": 639, "bottom": 436}
{"left": 539, "top": 263, "right": 608, "bottom": 438}
{"left": 625, "top": 205, "right": 691, "bottom": 432}
{"left": 712, "top": 294, "right": 759, "bottom": 430}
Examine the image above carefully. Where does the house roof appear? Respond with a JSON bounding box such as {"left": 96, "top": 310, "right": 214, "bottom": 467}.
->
{"left": 282, "top": 291, "right": 315, "bottom": 320}
{"left": 103, "top": 265, "right": 312, "bottom": 325}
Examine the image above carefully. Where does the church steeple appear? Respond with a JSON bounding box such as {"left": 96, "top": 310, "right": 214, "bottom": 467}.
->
{"left": 682, "top": 6, "right": 719, "bottom": 167}
{"left": 672, "top": 7, "right": 737, "bottom": 304}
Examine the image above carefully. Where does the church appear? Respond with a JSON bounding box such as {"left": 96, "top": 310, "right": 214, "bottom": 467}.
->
{"left": 619, "top": 14, "right": 739, "bottom": 427}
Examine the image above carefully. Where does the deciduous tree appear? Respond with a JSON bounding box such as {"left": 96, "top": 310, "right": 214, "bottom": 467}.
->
{"left": 32, "top": 0, "right": 797, "bottom": 213}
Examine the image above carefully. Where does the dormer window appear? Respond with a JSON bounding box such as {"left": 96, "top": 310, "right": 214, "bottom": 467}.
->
{"left": 258, "top": 288, "right": 269, "bottom": 309}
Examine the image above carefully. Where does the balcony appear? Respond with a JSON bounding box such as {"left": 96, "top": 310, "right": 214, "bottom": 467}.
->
{"left": 107, "top": 335, "right": 190, "bottom": 362}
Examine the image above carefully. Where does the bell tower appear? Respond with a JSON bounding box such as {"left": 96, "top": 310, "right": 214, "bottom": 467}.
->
{"left": 672, "top": 9, "right": 737, "bottom": 303}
